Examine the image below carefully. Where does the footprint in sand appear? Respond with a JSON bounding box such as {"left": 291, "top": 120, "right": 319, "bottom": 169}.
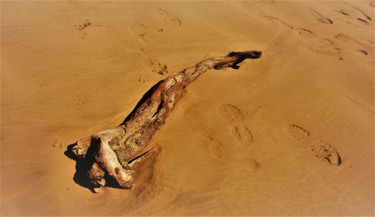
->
{"left": 217, "top": 104, "right": 255, "bottom": 145}
{"left": 157, "top": 8, "right": 182, "bottom": 27}
{"left": 244, "top": 104, "right": 262, "bottom": 119}
{"left": 249, "top": 159, "right": 260, "bottom": 170}
{"left": 218, "top": 104, "right": 245, "bottom": 122}
{"left": 357, "top": 17, "right": 369, "bottom": 24}
{"left": 337, "top": 9, "right": 351, "bottom": 16}
{"left": 335, "top": 33, "right": 350, "bottom": 41}
{"left": 264, "top": 16, "right": 340, "bottom": 57}
{"left": 310, "top": 9, "right": 333, "bottom": 24}
{"left": 207, "top": 137, "right": 223, "bottom": 160}
{"left": 188, "top": 120, "right": 209, "bottom": 137}
{"left": 311, "top": 141, "right": 342, "bottom": 166}
{"left": 336, "top": 6, "right": 372, "bottom": 27}
{"left": 130, "top": 24, "right": 147, "bottom": 41}
{"left": 286, "top": 124, "right": 342, "bottom": 166}
{"left": 287, "top": 124, "right": 310, "bottom": 141}
{"left": 232, "top": 126, "right": 254, "bottom": 143}
{"left": 350, "top": 4, "right": 372, "bottom": 21}
{"left": 357, "top": 49, "right": 369, "bottom": 56}
{"left": 264, "top": 15, "right": 293, "bottom": 29}
{"left": 194, "top": 121, "right": 208, "bottom": 132}
{"left": 317, "top": 38, "right": 334, "bottom": 46}
{"left": 296, "top": 28, "right": 316, "bottom": 39}
{"left": 267, "top": 14, "right": 335, "bottom": 52}
{"left": 335, "top": 33, "right": 371, "bottom": 56}
{"left": 294, "top": 28, "right": 341, "bottom": 56}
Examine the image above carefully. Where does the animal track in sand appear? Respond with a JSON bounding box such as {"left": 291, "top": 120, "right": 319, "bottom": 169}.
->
{"left": 133, "top": 76, "right": 147, "bottom": 84}
{"left": 151, "top": 59, "right": 168, "bottom": 75}
{"left": 287, "top": 124, "right": 310, "bottom": 141}
{"left": 75, "top": 19, "right": 92, "bottom": 31}
{"left": 35, "top": 79, "right": 48, "bottom": 88}
{"left": 51, "top": 139, "right": 64, "bottom": 150}
{"left": 75, "top": 94, "right": 89, "bottom": 105}
{"left": 311, "top": 141, "right": 342, "bottom": 166}
{"left": 310, "top": 9, "right": 333, "bottom": 24}
{"left": 74, "top": 19, "right": 101, "bottom": 40}
{"left": 74, "top": 19, "right": 101, "bottom": 31}
{"left": 218, "top": 104, "right": 245, "bottom": 122}
{"left": 88, "top": 6, "right": 98, "bottom": 11}
{"left": 140, "top": 48, "right": 168, "bottom": 75}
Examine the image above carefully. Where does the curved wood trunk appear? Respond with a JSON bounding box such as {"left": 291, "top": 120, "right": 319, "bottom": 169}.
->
{"left": 68, "top": 50, "right": 262, "bottom": 192}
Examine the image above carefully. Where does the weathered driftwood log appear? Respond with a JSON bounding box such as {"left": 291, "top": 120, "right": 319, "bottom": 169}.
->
{"left": 69, "top": 50, "right": 262, "bottom": 192}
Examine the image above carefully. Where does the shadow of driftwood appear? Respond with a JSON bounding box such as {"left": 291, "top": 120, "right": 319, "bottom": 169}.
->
{"left": 65, "top": 143, "right": 96, "bottom": 192}
{"left": 227, "top": 50, "right": 262, "bottom": 69}
{"left": 65, "top": 142, "right": 131, "bottom": 192}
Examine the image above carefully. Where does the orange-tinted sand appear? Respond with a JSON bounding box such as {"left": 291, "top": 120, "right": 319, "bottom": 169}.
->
{"left": 1, "top": 1, "right": 374, "bottom": 215}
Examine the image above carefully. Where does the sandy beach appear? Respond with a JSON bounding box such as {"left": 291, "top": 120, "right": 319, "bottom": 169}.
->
{"left": 1, "top": 1, "right": 374, "bottom": 215}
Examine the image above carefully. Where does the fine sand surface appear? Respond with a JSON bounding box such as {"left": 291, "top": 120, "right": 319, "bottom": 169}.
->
{"left": 1, "top": 1, "right": 374, "bottom": 216}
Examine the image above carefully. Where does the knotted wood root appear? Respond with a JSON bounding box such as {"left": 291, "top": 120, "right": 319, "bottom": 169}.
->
{"left": 68, "top": 50, "right": 262, "bottom": 192}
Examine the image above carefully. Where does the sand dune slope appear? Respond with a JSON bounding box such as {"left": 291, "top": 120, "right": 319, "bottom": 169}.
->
{"left": 1, "top": 1, "right": 374, "bottom": 216}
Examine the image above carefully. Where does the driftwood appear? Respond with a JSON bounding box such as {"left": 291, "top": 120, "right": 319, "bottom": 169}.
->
{"left": 68, "top": 50, "right": 262, "bottom": 192}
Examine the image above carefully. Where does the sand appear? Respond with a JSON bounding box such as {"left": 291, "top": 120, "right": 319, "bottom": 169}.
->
{"left": 1, "top": 1, "right": 374, "bottom": 216}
